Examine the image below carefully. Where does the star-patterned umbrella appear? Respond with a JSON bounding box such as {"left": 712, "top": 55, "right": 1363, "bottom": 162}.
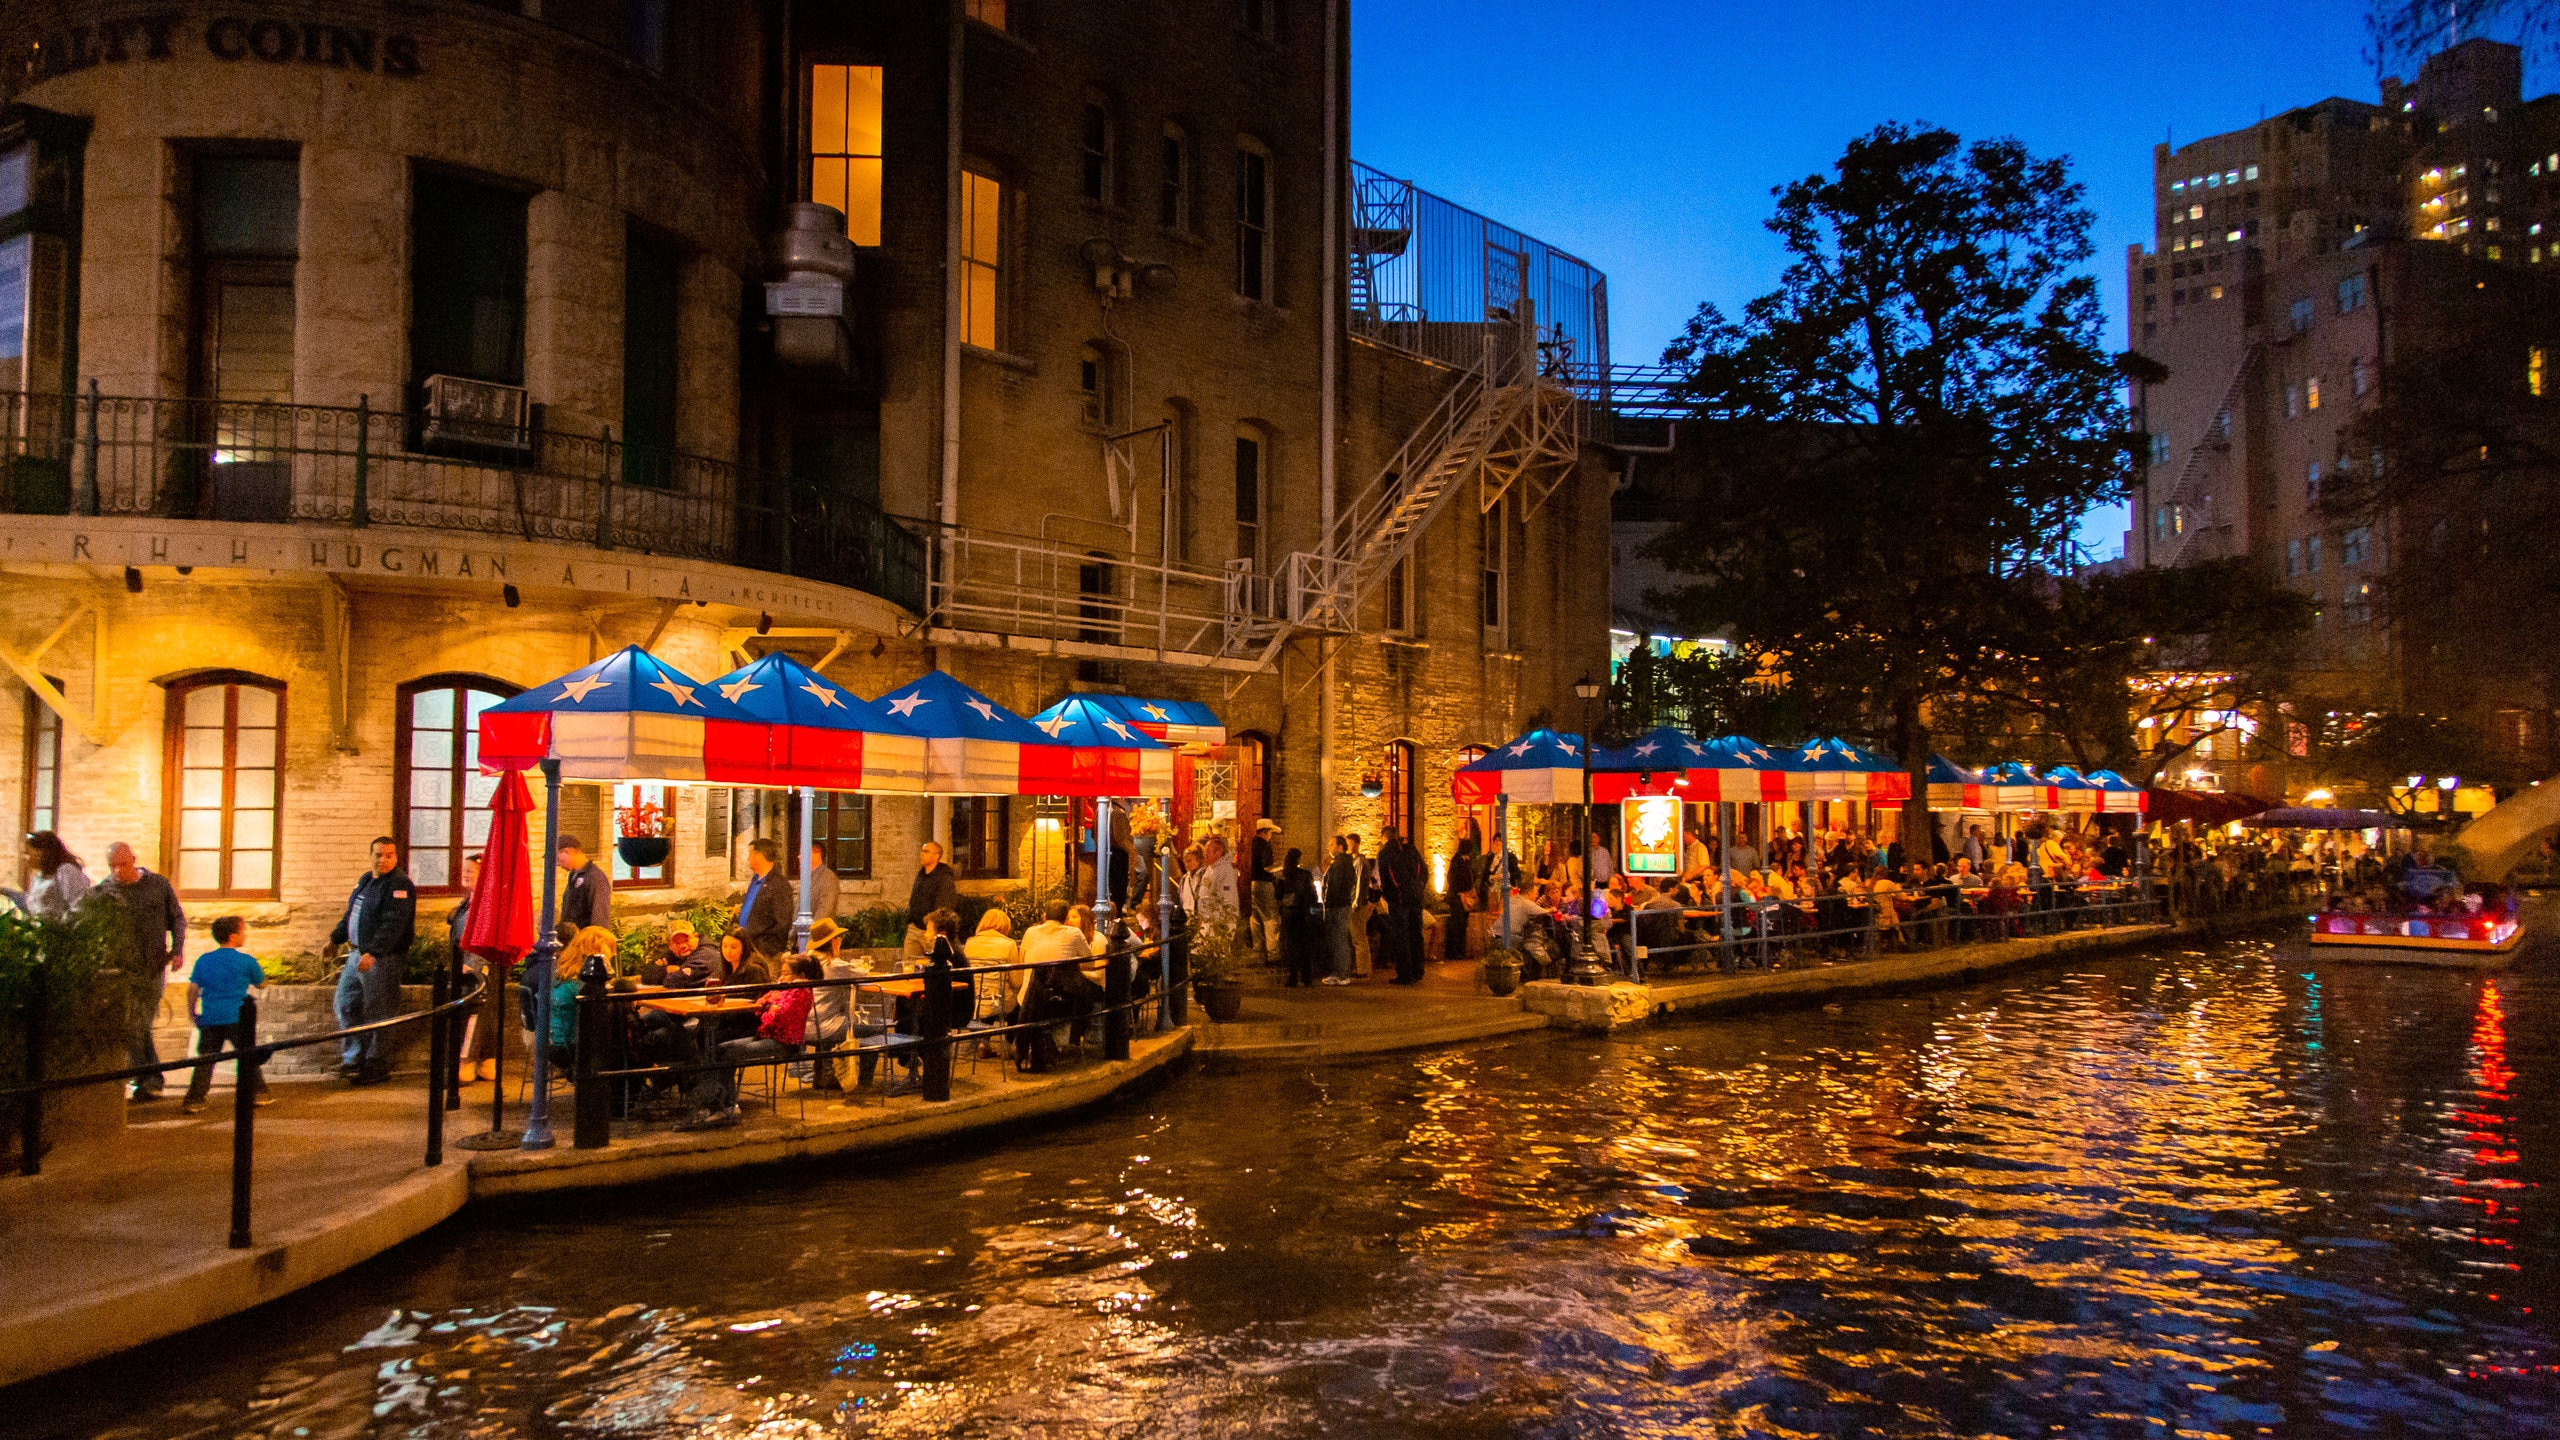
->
{"left": 1079, "top": 694, "right": 1227, "bottom": 747}
{"left": 1588, "top": 726, "right": 1717, "bottom": 803}
{"left": 1451, "top": 729, "right": 1590, "bottom": 805}
{"left": 1820, "top": 737, "right": 1915, "bottom": 804}
{"left": 1023, "top": 695, "right": 1176, "bottom": 798}
{"left": 1979, "top": 761, "right": 2054, "bottom": 813}
{"left": 2040, "top": 764, "right": 2103, "bottom": 814}
{"left": 476, "top": 645, "right": 752, "bottom": 780}
{"left": 871, "top": 670, "right": 1077, "bottom": 795}
{"left": 1926, "top": 754, "right": 1988, "bottom": 811}
{"left": 699, "top": 652, "right": 926, "bottom": 792}
{"left": 2084, "top": 769, "right": 2150, "bottom": 815}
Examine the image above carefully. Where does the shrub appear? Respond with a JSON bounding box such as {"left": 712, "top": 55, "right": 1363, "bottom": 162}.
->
{"left": 0, "top": 904, "right": 126, "bottom": 1083}
{"left": 844, "top": 903, "right": 908, "bottom": 949}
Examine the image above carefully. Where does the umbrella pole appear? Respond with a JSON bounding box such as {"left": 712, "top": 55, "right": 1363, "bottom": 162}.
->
{"left": 794, "top": 786, "right": 815, "bottom": 954}
{"left": 522, "top": 759, "right": 564, "bottom": 1151}
{"left": 1497, "top": 795, "right": 1511, "bottom": 950}
{"left": 1092, "top": 796, "right": 1117, "bottom": 931}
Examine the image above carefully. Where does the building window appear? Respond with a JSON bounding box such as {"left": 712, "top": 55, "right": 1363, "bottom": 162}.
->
{"left": 1384, "top": 739, "right": 1419, "bottom": 842}
{"left": 965, "top": 0, "right": 1007, "bottom": 28}
{"left": 2285, "top": 383, "right": 2302, "bottom": 419}
{"left": 1234, "top": 425, "right": 1265, "bottom": 566}
{"left": 1385, "top": 550, "right": 1415, "bottom": 635}
{"left": 395, "top": 675, "right": 516, "bottom": 891}
{"left": 621, "top": 222, "right": 681, "bottom": 486}
{"left": 2342, "top": 526, "right": 2371, "bottom": 565}
{"left": 2306, "top": 376, "right": 2321, "bottom": 411}
{"left": 2147, "top": 432, "right": 2170, "bottom": 464}
{"left": 1079, "top": 342, "right": 1108, "bottom": 426}
{"left": 960, "top": 169, "right": 1002, "bottom": 350}
{"left": 808, "top": 64, "right": 885, "bottom": 246}
{"left": 20, "top": 686, "right": 60, "bottom": 843}
{"left": 2289, "top": 297, "right": 2313, "bottom": 332}
{"left": 1081, "top": 102, "right": 1113, "bottom": 204}
{"left": 2534, "top": 346, "right": 2547, "bottom": 397}
{"left": 812, "top": 792, "right": 872, "bottom": 884}
{"left": 2344, "top": 580, "right": 2374, "bottom": 625}
{"left": 610, "top": 782, "right": 672, "bottom": 886}
{"left": 1163, "top": 399, "right": 1195, "bottom": 561}
{"left": 2337, "top": 274, "right": 2367, "bottom": 312}
{"left": 163, "top": 675, "right": 283, "bottom": 899}
{"left": 192, "top": 151, "right": 298, "bottom": 439}
{"left": 2245, "top": 164, "right": 2259, "bottom": 180}
{"left": 2306, "top": 534, "right": 2322, "bottom": 573}
{"left": 1235, "top": 147, "right": 1269, "bottom": 300}
{"left": 1238, "top": 0, "right": 1273, "bottom": 38}
{"left": 2306, "top": 460, "right": 2322, "bottom": 502}
{"left": 1160, "top": 125, "right": 1190, "bottom": 230}
{"left": 2286, "top": 538, "right": 2301, "bottom": 577}
{"left": 411, "top": 169, "right": 526, "bottom": 389}
{"left": 950, "top": 796, "right": 1009, "bottom": 878}
{"left": 1480, "top": 501, "right": 1508, "bottom": 633}
{"left": 2350, "top": 356, "right": 2369, "bottom": 396}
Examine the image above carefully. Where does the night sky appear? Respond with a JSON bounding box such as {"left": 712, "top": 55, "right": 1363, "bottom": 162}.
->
{"left": 1350, "top": 0, "right": 2521, "bottom": 558}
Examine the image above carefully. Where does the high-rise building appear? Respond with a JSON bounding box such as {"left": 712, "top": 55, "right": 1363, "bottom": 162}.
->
{"left": 2128, "top": 38, "right": 2560, "bottom": 781}
{"left": 0, "top": 2, "right": 1620, "bottom": 952}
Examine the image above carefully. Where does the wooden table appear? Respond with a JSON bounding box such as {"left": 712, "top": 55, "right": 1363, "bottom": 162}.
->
{"left": 638, "top": 995, "right": 759, "bottom": 1018}
{"left": 863, "top": 977, "right": 927, "bottom": 999}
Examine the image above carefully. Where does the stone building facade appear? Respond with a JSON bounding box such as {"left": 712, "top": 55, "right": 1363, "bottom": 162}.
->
{"left": 0, "top": 1, "right": 1615, "bottom": 954}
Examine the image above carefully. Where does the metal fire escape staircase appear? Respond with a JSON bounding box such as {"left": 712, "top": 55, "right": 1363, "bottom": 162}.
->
{"left": 2159, "top": 348, "right": 2259, "bottom": 568}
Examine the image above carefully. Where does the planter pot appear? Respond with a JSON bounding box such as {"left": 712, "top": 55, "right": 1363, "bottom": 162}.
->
{"left": 1480, "top": 956, "right": 1522, "bottom": 997}
{"left": 617, "top": 835, "right": 672, "bottom": 868}
{"left": 1193, "top": 980, "right": 1245, "bottom": 1023}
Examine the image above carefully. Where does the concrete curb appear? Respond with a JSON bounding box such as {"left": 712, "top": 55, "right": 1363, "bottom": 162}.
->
{"left": 0, "top": 1162, "right": 470, "bottom": 1390}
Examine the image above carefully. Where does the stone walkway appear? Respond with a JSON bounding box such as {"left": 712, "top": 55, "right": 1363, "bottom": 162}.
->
{"left": 1189, "top": 956, "right": 1548, "bottom": 1062}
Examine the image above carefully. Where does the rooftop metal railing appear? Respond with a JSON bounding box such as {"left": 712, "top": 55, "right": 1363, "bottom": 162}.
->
{"left": 0, "top": 387, "right": 927, "bottom": 613}
{"left": 1349, "top": 161, "right": 1609, "bottom": 381}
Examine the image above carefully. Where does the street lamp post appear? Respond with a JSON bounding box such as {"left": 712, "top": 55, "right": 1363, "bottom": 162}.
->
{"left": 1569, "top": 673, "right": 1610, "bottom": 986}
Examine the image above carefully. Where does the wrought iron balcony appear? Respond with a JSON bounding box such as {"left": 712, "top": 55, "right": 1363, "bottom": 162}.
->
{"left": 0, "top": 387, "right": 925, "bottom": 614}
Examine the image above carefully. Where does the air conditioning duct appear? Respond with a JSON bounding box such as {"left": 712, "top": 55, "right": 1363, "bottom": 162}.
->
{"left": 767, "top": 202, "right": 854, "bottom": 375}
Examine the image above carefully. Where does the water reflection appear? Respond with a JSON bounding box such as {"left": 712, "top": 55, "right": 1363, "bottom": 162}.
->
{"left": 12, "top": 936, "right": 2557, "bottom": 1438}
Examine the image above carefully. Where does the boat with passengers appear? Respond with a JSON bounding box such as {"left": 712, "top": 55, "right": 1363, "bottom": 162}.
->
{"left": 2305, "top": 873, "right": 2525, "bottom": 969}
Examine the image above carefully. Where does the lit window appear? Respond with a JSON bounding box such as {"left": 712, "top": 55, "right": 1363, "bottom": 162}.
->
{"left": 2489, "top": 244, "right": 2504, "bottom": 261}
{"left": 2189, "top": 203, "right": 2204, "bottom": 220}
{"left": 2244, "top": 164, "right": 2259, "bottom": 180}
{"left": 2171, "top": 179, "right": 2185, "bottom": 193}
{"left": 2534, "top": 346, "right": 2547, "bottom": 397}
{"left": 2226, "top": 228, "right": 2244, "bottom": 243}
{"left": 2207, "top": 172, "right": 2222, "bottom": 188}
{"left": 965, "top": 0, "right": 1007, "bottom": 27}
{"left": 397, "top": 676, "right": 515, "bottom": 891}
{"left": 2337, "top": 274, "right": 2366, "bottom": 312}
{"left": 960, "top": 169, "right": 1001, "bottom": 349}
{"left": 2454, "top": 164, "right": 2468, "bottom": 178}
{"left": 165, "top": 675, "right": 283, "bottom": 898}
{"left": 2208, "top": 284, "right": 2224, "bottom": 300}
{"left": 2224, "top": 169, "right": 2238, "bottom": 185}
{"left": 808, "top": 64, "right": 884, "bottom": 245}
{"left": 2345, "top": 581, "right": 2374, "bottom": 625}
{"left": 2306, "top": 376, "right": 2321, "bottom": 411}
{"left": 20, "top": 686, "right": 60, "bottom": 840}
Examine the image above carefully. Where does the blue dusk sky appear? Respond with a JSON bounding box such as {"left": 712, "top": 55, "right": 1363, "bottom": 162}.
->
{"left": 1351, "top": 1, "right": 2538, "bottom": 558}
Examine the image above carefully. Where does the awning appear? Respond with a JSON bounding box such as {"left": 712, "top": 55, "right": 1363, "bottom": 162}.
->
{"left": 2246, "top": 806, "right": 2401, "bottom": 831}
{"left": 1080, "top": 695, "right": 1226, "bottom": 747}
{"left": 2145, "top": 788, "right": 2278, "bottom": 826}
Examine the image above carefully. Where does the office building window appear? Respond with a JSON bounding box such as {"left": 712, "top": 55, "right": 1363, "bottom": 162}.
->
{"left": 163, "top": 675, "right": 284, "bottom": 899}
{"left": 1081, "top": 102, "right": 1113, "bottom": 204}
{"left": 809, "top": 64, "right": 885, "bottom": 246}
{"left": 1235, "top": 147, "right": 1269, "bottom": 300}
{"left": 951, "top": 796, "right": 1009, "bottom": 878}
{"left": 20, "top": 686, "right": 59, "bottom": 842}
{"left": 395, "top": 675, "right": 515, "bottom": 891}
{"left": 961, "top": 169, "right": 1001, "bottom": 350}
{"left": 1234, "top": 425, "right": 1266, "bottom": 566}
{"left": 1160, "top": 125, "right": 1190, "bottom": 230}
{"left": 410, "top": 170, "right": 527, "bottom": 387}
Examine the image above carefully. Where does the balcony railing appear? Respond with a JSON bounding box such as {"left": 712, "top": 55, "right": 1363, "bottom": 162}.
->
{"left": 0, "top": 387, "right": 926, "bottom": 614}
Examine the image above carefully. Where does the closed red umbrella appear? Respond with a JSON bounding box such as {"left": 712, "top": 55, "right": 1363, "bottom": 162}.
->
{"left": 456, "top": 768, "right": 536, "bottom": 1150}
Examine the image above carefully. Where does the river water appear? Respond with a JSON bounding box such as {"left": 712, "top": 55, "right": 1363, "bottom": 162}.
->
{"left": 12, "top": 928, "right": 2559, "bottom": 1439}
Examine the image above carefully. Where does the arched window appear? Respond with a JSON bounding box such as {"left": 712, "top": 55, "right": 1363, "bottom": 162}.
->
{"left": 162, "top": 672, "right": 284, "bottom": 898}
{"left": 396, "top": 674, "right": 519, "bottom": 891}
{"left": 1383, "top": 740, "right": 1419, "bottom": 842}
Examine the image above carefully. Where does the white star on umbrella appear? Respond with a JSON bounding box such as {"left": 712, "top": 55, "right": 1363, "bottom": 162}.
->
{"left": 1141, "top": 703, "right": 1171, "bottom": 721}
{"left": 554, "top": 676, "right": 608, "bottom": 703}
{"left": 1100, "top": 717, "right": 1134, "bottom": 741}
{"left": 799, "top": 679, "right": 842, "bottom": 709}
{"left": 965, "top": 697, "right": 999, "bottom": 722}
{"left": 718, "top": 677, "right": 761, "bottom": 704}
{"left": 1506, "top": 740, "right": 1535, "bottom": 757}
{"left": 1554, "top": 739, "right": 1578, "bottom": 757}
{"left": 1684, "top": 740, "right": 1708, "bottom": 756}
{"left": 1802, "top": 744, "right": 1825, "bottom": 761}
{"left": 885, "top": 692, "right": 929, "bottom": 717}
{"left": 649, "top": 677, "right": 699, "bottom": 708}
{"left": 1635, "top": 741, "right": 1660, "bottom": 757}
{"left": 1035, "top": 714, "right": 1074, "bottom": 738}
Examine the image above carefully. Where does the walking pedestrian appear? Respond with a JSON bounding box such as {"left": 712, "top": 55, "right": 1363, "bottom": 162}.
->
{"left": 1250, "top": 817, "right": 1282, "bottom": 963}
{"left": 4, "top": 831, "right": 90, "bottom": 920}
{"left": 1191, "top": 834, "right": 1241, "bottom": 935}
{"left": 1279, "top": 847, "right": 1321, "bottom": 987}
{"left": 1322, "top": 835, "right": 1360, "bottom": 985}
{"left": 1381, "top": 826, "right": 1427, "bottom": 985}
{"left": 179, "top": 915, "right": 270, "bottom": 1113}
{"left": 557, "top": 836, "right": 612, "bottom": 933}
{"left": 328, "top": 837, "right": 416, "bottom": 1085}
{"left": 94, "top": 841, "right": 185, "bottom": 1100}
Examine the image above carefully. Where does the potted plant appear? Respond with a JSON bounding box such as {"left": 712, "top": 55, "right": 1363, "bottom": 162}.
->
{"left": 1480, "top": 942, "right": 1524, "bottom": 997}
{"left": 616, "top": 795, "right": 670, "bottom": 869}
{"left": 1189, "top": 919, "right": 1248, "bottom": 1023}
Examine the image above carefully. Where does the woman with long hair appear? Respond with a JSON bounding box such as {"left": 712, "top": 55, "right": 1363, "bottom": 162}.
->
{"left": 6, "top": 831, "right": 91, "bottom": 920}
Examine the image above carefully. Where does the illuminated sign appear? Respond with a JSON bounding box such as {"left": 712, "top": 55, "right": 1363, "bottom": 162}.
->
{"left": 1620, "top": 795, "right": 1680, "bottom": 875}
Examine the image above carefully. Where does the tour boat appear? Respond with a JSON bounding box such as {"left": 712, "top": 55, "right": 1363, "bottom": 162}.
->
{"left": 2305, "top": 899, "right": 2526, "bottom": 970}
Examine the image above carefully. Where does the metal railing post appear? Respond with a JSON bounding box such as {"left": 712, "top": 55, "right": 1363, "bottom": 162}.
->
{"left": 445, "top": 946, "right": 466, "bottom": 1113}
{"left": 1103, "top": 926, "right": 1132, "bottom": 1062}
{"left": 424, "top": 962, "right": 446, "bottom": 1167}
{"left": 18, "top": 958, "right": 44, "bottom": 1176}
{"left": 228, "top": 996, "right": 258, "bottom": 1249}
{"left": 1155, "top": 844, "right": 1179, "bottom": 1032}
{"left": 573, "top": 962, "right": 610, "bottom": 1149}
{"left": 920, "top": 951, "right": 953, "bottom": 1103}
{"left": 77, "top": 379, "right": 98, "bottom": 516}
{"left": 350, "top": 394, "right": 371, "bottom": 527}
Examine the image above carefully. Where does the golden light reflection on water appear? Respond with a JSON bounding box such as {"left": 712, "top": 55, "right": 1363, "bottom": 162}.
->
{"left": 24, "top": 934, "right": 2560, "bottom": 1439}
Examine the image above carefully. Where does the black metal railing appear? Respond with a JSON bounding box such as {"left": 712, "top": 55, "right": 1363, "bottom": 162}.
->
{"left": 3, "top": 964, "right": 484, "bottom": 1249}
{"left": 0, "top": 386, "right": 927, "bottom": 613}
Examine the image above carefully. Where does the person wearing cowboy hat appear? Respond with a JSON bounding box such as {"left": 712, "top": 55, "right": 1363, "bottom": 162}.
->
{"left": 1250, "top": 817, "right": 1282, "bottom": 964}
{"left": 799, "top": 916, "right": 858, "bottom": 1092}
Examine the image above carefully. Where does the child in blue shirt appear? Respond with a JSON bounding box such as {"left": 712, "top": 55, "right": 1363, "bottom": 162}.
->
{"left": 181, "top": 916, "right": 272, "bottom": 1113}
